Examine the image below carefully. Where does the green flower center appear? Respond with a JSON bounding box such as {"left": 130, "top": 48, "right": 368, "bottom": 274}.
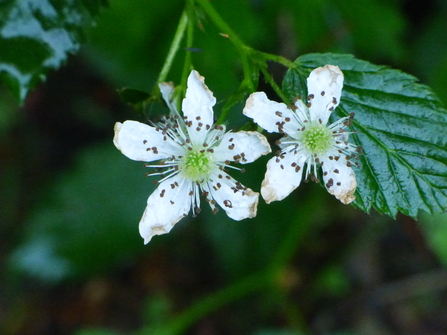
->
{"left": 180, "top": 150, "right": 214, "bottom": 181}
{"left": 301, "top": 123, "right": 333, "bottom": 155}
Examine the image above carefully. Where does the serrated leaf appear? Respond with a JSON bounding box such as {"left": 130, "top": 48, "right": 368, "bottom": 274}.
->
{"left": 283, "top": 53, "right": 447, "bottom": 218}
{"left": 0, "top": 0, "right": 107, "bottom": 102}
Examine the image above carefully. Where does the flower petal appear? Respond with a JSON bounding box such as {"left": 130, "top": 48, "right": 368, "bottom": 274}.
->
{"left": 139, "top": 174, "right": 193, "bottom": 244}
{"left": 213, "top": 131, "right": 271, "bottom": 164}
{"left": 159, "top": 81, "right": 179, "bottom": 116}
{"left": 243, "top": 92, "right": 300, "bottom": 135}
{"left": 261, "top": 152, "right": 307, "bottom": 203}
{"left": 182, "top": 70, "right": 216, "bottom": 145}
{"left": 204, "top": 172, "right": 259, "bottom": 220}
{"left": 321, "top": 156, "right": 357, "bottom": 204}
{"left": 307, "top": 65, "right": 344, "bottom": 125}
{"left": 113, "top": 120, "right": 180, "bottom": 162}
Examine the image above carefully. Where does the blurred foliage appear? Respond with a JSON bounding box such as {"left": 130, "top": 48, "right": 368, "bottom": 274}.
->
{"left": 0, "top": 0, "right": 108, "bottom": 102}
{"left": 2, "top": 0, "right": 447, "bottom": 334}
{"left": 9, "top": 143, "right": 149, "bottom": 281}
{"left": 421, "top": 212, "right": 447, "bottom": 266}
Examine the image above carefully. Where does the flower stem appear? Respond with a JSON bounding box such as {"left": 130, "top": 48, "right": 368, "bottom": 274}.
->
{"left": 148, "top": 189, "right": 321, "bottom": 334}
{"left": 177, "top": 1, "right": 195, "bottom": 111}
{"left": 256, "top": 50, "right": 297, "bottom": 69}
{"left": 194, "top": 0, "right": 256, "bottom": 92}
{"left": 155, "top": 10, "right": 188, "bottom": 87}
{"left": 149, "top": 271, "right": 274, "bottom": 335}
{"left": 260, "top": 67, "right": 290, "bottom": 105}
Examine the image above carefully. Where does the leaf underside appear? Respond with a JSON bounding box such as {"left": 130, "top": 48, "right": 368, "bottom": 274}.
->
{"left": 283, "top": 53, "right": 447, "bottom": 218}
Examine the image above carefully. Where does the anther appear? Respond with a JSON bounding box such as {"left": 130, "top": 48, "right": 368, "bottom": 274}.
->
{"left": 223, "top": 200, "right": 233, "bottom": 208}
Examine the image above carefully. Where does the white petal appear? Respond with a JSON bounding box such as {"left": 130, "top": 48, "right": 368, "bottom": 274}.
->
{"left": 139, "top": 174, "right": 193, "bottom": 244}
{"left": 159, "top": 81, "right": 179, "bottom": 116}
{"left": 213, "top": 131, "right": 271, "bottom": 164}
{"left": 243, "top": 92, "right": 300, "bottom": 136}
{"left": 261, "top": 152, "right": 307, "bottom": 203}
{"left": 321, "top": 156, "right": 357, "bottom": 204}
{"left": 204, "top": 172, "right": 259, "bottom": 220}
{"left": 113, "top": 120, "right": 180, "bottom": 162}
{"left": 182, "top": 70, "right": 216, "bottom": 145}
{"left": 307, "top": 65, "right": 344, "bottom": 125}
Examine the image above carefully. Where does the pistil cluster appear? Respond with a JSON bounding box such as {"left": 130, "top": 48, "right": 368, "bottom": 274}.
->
{"left": 244, "top": 65, "right": 360, "bottom": 205}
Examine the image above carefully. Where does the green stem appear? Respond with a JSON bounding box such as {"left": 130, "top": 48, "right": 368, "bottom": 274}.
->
{"left": 216, "top": 80, "right": 247, "bottom": 124}
{"left": 256, "top": 50, "right": 297, "bottom": 69}
{"left": 194, "top": 0, "right": 255, "bottom": 92}
{"left": 260, "top": 66, "right": 290, "bottom": 105}
{"left": 154, "top": 10, "right": 188, "bottom": 88}
{"left": 148, "top": 271, "right": 274, "bottom": 335}
{"left": 178, "top": 2, "right": 195, "bottom": 111}
{"left": 149, "top": 190, "right": 321, "bottom": 334}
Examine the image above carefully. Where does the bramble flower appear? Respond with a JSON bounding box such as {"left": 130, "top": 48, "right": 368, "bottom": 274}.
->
{"left": 114, "top": 70, "right": 271, "bottom": 244}
{"left": 243, "top": 65, "right": 360, "bottom": 204}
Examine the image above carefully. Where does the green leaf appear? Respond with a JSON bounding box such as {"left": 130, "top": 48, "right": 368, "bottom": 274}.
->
{"left": 0, "top": 0, "right": 107, "bottom": 102}
{"left": 283, "top": 53, "right": 447, "bottom": 218}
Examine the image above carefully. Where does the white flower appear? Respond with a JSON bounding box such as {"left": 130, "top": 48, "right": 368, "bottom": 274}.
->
{"left": 114, "top": 70, "right": 271, "bottom": 244}
{"left": 243, "top": 65, "right": 359, "bottom": 205}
